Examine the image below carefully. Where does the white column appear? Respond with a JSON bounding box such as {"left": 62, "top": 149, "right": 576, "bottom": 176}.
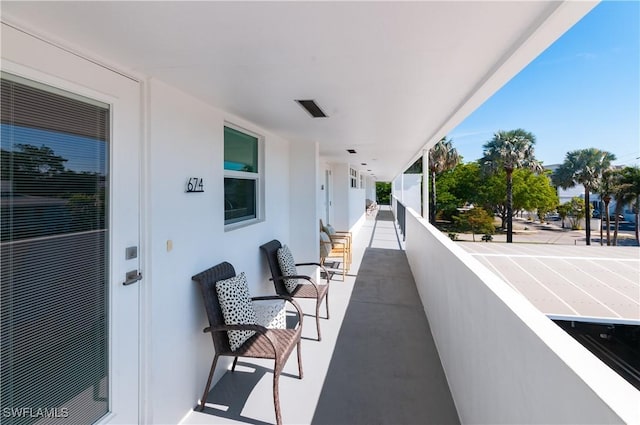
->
{"left": 422, "top": 149, "right": 429, "bottom": 220}
{"left": 289, "top": 141, "right": 319, "bottom": 262}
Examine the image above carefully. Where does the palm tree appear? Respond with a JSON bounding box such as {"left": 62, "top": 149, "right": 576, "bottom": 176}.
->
{"left": 481, "top": 129, "right": 542, "bottom": 243}
{"left": 612, "top": 166, "right": 640, "bottom": 245}
{"left": 596, "top": 169, "right": 616, "bottom": 245}
{"left": 552, "top": 148, "right": 616, "bottom": 246}
{"left": 428, "top": 137, "right": 460, "bottom": 224}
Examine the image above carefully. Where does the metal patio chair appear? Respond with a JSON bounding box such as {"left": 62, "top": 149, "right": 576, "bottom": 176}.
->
{"left": 192, "top": 261, "right": 303, "bottom": 425}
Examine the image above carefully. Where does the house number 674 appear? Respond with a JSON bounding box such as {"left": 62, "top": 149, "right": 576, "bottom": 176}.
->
{"left": 186, "top": 178, "right": 204, "bottom": 193}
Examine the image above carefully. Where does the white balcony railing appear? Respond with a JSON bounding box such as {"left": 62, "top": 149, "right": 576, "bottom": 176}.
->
{"left": 400, "top": 204, "right": 639, "bottom": 424}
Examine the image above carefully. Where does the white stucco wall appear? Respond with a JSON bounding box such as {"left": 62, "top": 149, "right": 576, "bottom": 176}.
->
{"left": 146, "top": 79, "right": 294, "bottom": 423}
{"left": 404, "top": 207, "right": 639, "bottom": 425}
{"left": 329, "top": 163, "right": 367, "bottom": 233}
{"left": 365, "top": 175, "right": 376, "bottom": 203}
{"left": 331, "top": 163, "right": 350, "bottom": 231}
{"left": 348, "top": 185, "right": 366, "bottom": 235}
{"left": 318, "top": 161, "right": 336, "bottom": 227}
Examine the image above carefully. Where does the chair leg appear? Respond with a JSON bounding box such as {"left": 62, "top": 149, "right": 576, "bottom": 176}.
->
{"left": 315, "top": 299, "right": 322, "bottom": 341}
{"left": 273, "top": 362, "right": 282, "bottom": 425}
{"left": 231, "top": 356, "right": 239, "bottom": 372}
{"left": 198, "top": 354, "right": 219, "bottom": 412}
{"left": 325, "top": 291, "right": 330, "bottom": 320}
{"left": 297, "top": 340, "right": 303, "bottom": 379}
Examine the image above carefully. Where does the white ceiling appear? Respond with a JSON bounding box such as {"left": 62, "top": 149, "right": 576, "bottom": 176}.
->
{"left": 1, "top": 1, "right": 596, "bottom": 181}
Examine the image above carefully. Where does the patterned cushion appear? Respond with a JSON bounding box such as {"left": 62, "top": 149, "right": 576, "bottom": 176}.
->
{"left": 319, "top": 231, "right": 332, "bottom": 258}
{"left": 253, "top": 300, "right": 286, "bottom": 329}
{"left": 277, "top": 245, "right": 299, "bottom": 293}
{"left": 215, "top": 272, "right": 258, "bottom": 351}
{"left": 322, "top": 224, "right": 339, "bottom": 247}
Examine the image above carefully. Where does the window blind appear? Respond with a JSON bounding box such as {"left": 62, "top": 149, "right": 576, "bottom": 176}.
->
{"left": 1, "top": 75, "right": 110, "bottom": 425}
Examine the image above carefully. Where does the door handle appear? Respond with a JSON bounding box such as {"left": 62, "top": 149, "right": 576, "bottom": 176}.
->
{"left": 123, "top": 270, "right": 143, "bottom": 286}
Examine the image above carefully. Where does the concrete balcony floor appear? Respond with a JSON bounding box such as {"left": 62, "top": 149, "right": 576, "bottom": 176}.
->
{"left": 182, "top": 206, "right": 459, "bottom": 425}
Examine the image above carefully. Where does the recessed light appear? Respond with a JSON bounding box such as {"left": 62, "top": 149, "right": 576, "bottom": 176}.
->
{"left": 347, "top": 149, "right": 357, "bottom": 154}
{"left": 361, "top": 162, "right": 367, "bottom": 166}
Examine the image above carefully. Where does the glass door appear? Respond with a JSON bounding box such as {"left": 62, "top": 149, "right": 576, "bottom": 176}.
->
{"left": 1, "top": 73, "right": 112, "bottom": 425}
{"left": 1, "top": 61, "right": 140, "bottom": 425}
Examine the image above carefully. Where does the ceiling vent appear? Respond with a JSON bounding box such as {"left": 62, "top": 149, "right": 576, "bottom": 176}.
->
{"left": 295, "top": 99, "right": 327, "bottom": 118}
{"left": 347, "top": 149, "right": 357, "bottom": 154}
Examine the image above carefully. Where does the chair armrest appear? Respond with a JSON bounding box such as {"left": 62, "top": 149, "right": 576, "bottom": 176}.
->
{"left": 324, "top": 240, "right": 346, "bottom": 249}
{"left": 270, "top": 273, "right": 328, "bottom": 293}
{"left": 270, "top": 274, "right": 315, "bottom": 283}
{"left": 295, "top": 262, "right": 323, "bottom": 267}
{"left": 294, "top": 262, "right": 331, "bottom": 284}
{"left": 204, "top": 323, "right": 268, "bottom": 335}
{"left": 328, "top": 237, "right": 349, "bottom": 248}
{"left": 332, "top": 230, "right": 352, "bottom": 237}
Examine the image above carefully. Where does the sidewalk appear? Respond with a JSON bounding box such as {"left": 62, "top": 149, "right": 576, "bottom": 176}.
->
{"left": 451, "top": 218, "right": 639, "bottom": 246}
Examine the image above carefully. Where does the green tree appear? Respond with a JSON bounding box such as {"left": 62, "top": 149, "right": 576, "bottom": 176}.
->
{"left": 552, "top": 148, "right": 616, "bottom": 246}
{"left": 612, "top": 166, "right": 640, "bottom": 245}
{"left": 557, "top": 203, "right": 570, "bottom": 229}
{"left": 428, "top": 138, "right": 460, "bottom": 224}
{"left": 564, "top": 197, "right": 586, "bottom": 230}
{"left": 481, "top": 129, "right": 542, "bottom": 243}
{"left": 453, "top": 207, "right": 495, "bottom": 242}
{"left": 596, "top": 169, "right": 616, "bottom": 245}
{"left": 527, "top": 171, "right": 559, "bottom": 222}
{"left": 375, "top": 181, "right": 391, "bottom": 205}
{"left": 476, "top": 168, "right": 555, "bottom": 228}
{"left": 477, "top": 170, "right": 507, "bottom": 228}
{"left": 435, "top": 162, "right": 481, "bottom": 220}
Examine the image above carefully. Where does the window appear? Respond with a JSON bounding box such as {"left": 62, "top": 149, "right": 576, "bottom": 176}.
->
{"left": 224, "top": 125, "right": 263, "bottom": 226}
{"left": 360, "top": 173, "right": 365, "bottom": 189}
{"left": 350, "top": 167, "right": 358, "bottom": 189}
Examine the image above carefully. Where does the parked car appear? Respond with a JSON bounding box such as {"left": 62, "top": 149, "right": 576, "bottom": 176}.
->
{"left": 546, "top": 213, "right": 561, "bottom": 221}
{"left": 610, "top": 213, "right": 624, "bottom": 221}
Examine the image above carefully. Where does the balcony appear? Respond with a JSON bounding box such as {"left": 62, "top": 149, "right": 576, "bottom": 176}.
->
{"left": 182, "top": 205, "right": 638, "bottom": 425}
{"left": 182, "top": 206, "right": 459, "bottom": 424}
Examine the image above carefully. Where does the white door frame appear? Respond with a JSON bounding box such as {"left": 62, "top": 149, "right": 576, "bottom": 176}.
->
{"left": 325, "top": 169, "right": 333, "bottom": 225}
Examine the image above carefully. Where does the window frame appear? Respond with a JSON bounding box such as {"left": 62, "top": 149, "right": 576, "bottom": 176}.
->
{"left": 349, "top": 167, "right": 358, "bottom": 189}
{"left": 223, "top": 123, "right": 265, "bottom": 230}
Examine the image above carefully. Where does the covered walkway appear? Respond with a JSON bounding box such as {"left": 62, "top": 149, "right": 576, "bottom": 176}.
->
{"left": 182, "top": 206, "right": 459, "bottom": 424}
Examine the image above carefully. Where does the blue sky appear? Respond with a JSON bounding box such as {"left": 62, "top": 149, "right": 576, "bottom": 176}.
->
{"left": 448, "top": 0, "right": 639, "bottom": 167}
